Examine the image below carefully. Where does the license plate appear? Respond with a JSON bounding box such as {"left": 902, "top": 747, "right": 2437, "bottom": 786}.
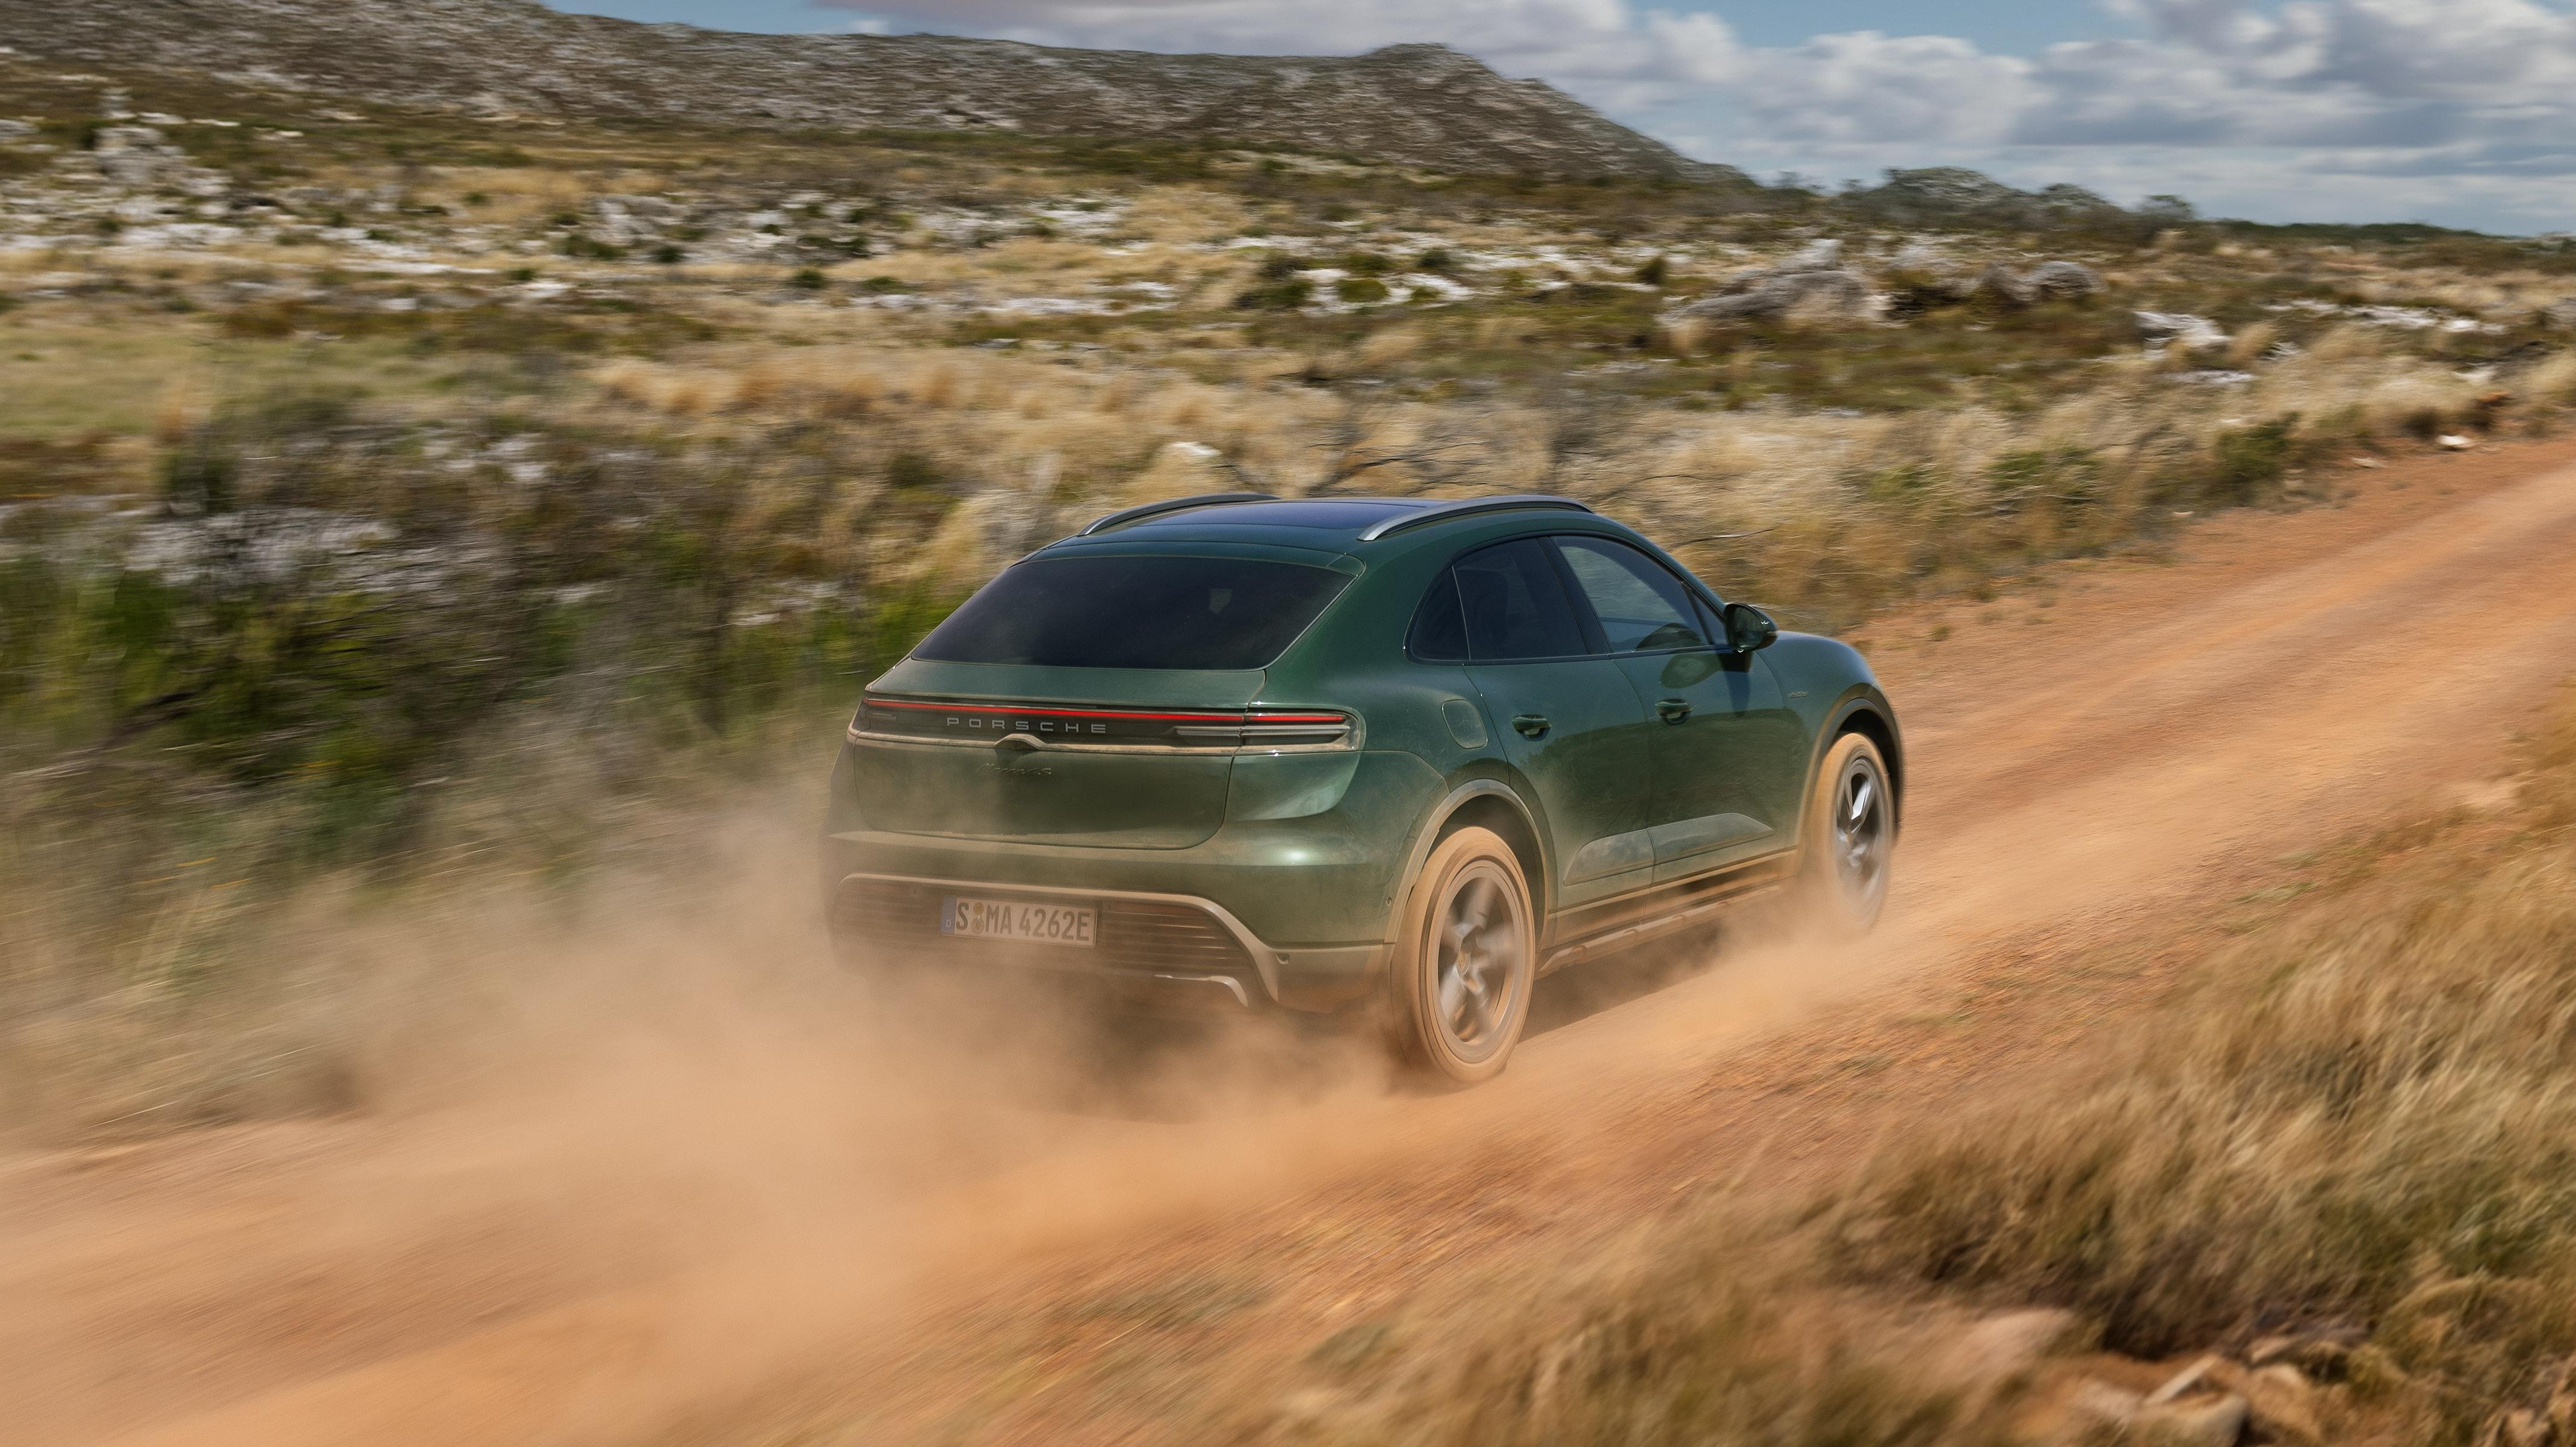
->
{"left": 941, "top": 896, "right": 1097, "bottom": 948}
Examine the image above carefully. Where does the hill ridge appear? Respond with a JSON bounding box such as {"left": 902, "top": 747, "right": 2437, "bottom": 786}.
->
{"left": 0, "top": 0, "right": 1745, "bottom": 182}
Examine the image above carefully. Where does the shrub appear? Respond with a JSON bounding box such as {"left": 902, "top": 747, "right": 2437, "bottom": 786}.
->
{"left": 1234, "top": 277, "right": 1312, "bottom": 310}
{"left": 557, "top": 233, "right": 624, "bottom": 261}
{"left": 789, "top": 267, "right": 828, "bottom": 291}
{"left": 2208, "top": 414, "right": 2299, "bottom": 502}
{"left": 884, "top": 451, "right": 943, "bottom": 492}
{"left": 1336, "top": 276, "right": 1390, "bottom": 304}
{"left": 1986, "top": 446, "right": 2102, "bottom": 507}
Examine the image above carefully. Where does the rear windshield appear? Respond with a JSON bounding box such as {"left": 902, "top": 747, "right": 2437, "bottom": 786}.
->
{"left": 912, "top": 554, "right": 1351, "bottom": 670}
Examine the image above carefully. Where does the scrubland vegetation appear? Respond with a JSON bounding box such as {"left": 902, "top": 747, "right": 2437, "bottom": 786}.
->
{"left": 1259, "top": 691, "right": 2576, "bottom": 1446}
{"left": 5, "top": 54, "right": 2576, "bottom": 1144}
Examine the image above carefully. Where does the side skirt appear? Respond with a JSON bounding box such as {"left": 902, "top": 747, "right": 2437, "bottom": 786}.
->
{"left": 1538, "top": 854, "right": 1795, "bottom": 975}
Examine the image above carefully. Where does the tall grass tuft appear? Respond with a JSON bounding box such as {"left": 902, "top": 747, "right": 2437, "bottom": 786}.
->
{"left": 1825, "top": 696, "right": 2576, "bottom": 1434}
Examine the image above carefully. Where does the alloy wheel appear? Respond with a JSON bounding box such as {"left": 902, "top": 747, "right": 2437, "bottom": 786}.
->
{"left": 1434, "top": 861, "right": 1528, "bottom": 1061}
{"left": 1833, "top": 751, "right": 1892, "bottom": 913}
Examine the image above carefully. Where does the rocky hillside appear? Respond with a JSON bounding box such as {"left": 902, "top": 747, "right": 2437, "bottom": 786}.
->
{"left": 0, "top": 0, "right": 1736, "bottom": 182}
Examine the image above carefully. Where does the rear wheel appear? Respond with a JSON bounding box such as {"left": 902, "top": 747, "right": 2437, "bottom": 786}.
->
{"left": 1384, "top": 826, "right": 1536, "bottom": 1085}
{"left": 1794, "top": 732, "right": 1895, "bottom": 934}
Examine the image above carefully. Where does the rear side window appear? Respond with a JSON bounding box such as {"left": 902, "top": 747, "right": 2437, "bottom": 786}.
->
{"left": 1407, "top": 572, "right": 1470, "bottom": 662}
{"left": 1454, "top": 539, "right": 1589, "bottom": 662}
{"left": 1554, "top": 536, "right": 1711, "bottom": 653}
{"left": 914, "top": 555, "right": 1351, "bottom": 670}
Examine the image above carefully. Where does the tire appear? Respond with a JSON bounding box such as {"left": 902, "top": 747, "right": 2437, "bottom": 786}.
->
{"left": 1382, "top": 825, "right": 1537, "bottom": 1085}
{"left": 1792, "top": 732, "right": 1896, "bottom": 936}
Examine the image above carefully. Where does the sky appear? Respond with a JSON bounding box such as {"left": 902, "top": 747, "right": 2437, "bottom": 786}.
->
{"left": 539, "top": 2, "right": 2576, "bottom": 235}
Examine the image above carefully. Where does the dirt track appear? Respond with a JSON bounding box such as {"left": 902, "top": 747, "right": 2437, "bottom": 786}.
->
{"left": 11, "top": 439, "right": 2576, "bottom": 1446}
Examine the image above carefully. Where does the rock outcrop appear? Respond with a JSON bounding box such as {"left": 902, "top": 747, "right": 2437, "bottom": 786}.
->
{"left": 1671, "top": 240, "right": 1879, "bottom": 324}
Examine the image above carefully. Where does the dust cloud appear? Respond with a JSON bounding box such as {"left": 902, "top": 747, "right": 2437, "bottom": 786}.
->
{"left": 18, "top": 447, "right": 2576, "bottom": 1445}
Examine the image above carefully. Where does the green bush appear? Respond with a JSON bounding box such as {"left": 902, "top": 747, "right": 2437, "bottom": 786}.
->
{"left": 1234, "top": 277, "right": 1312, "bottom": 310}
{"left": 2208, "top": 414, "right": 2299, "bottom": 503}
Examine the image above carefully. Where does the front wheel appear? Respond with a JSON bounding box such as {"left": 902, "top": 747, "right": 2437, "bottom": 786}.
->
{"left": 1792, "top": 733, "right": 1896, "bottom": 935}
{"left": 1383, "top": 826, "right": 1537, "bottom": 1085}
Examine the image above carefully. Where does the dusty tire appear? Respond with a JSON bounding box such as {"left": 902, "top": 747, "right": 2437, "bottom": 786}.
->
{"left": 1792, "top": 732, "right": 1896, "bottom": 936}
{"left": 1382, "top": 826, "right": 1537, "bottom": 1085}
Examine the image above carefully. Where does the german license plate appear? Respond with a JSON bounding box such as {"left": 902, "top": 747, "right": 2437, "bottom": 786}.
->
{"left": 941, "top": 896, "right": 1097, "bottom": 948}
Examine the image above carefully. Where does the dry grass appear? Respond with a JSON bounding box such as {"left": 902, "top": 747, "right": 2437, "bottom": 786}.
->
{"left": 1243, "top": 690, "right": 2576, "bottom": 1445}
{"left": 1820, "top": 690, "right": 2576, "bottom": 1434}
{"left": 9, "top": 85, "right": 2576, "bottom": 1150}
{"left": 1248, "top": 1251, "right": 2011, "bottom": 1447}
{"left": 2530, "top": 352, "right": 2576, "bottom": 406}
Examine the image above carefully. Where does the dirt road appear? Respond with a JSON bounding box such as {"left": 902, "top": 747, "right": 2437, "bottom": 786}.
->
{"left": 11, "top": 439, "right": 2576, "bottom": 1446}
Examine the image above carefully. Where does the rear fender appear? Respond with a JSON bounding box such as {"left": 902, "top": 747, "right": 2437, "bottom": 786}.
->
{"left": 1383, "top": 776, "right": 1552, "bottom": 946}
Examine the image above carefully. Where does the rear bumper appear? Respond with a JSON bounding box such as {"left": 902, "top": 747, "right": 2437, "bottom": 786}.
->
{"left": 823, "top": 867, "right": 1384, "bottom": 1013}
{"left": 820, "top": 748, "right": 1442, "bottom": 1012}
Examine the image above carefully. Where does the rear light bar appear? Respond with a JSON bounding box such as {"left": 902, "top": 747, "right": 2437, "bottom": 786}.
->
{"left": 858, "top": 697, "right": 1351, "bottom": 748}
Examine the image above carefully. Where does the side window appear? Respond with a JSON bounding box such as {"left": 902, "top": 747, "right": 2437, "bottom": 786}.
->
{"left": 1554, "top": 536, "right": 1709, "bottom": 653}
{"left": 1407, "top": 572, "right": 1469, "bottom": 662}
{"left": 1454, "top": 539, "right": 1589, "bottom": 662}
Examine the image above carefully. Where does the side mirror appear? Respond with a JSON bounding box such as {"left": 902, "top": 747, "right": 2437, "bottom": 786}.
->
{"left": 1723, "top": 602, "right": 1779, "bottom": 653}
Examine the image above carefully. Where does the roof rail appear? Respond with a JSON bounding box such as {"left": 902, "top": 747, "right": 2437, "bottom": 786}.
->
{"left": 1077, "top": 492, "right": 1278, "bottom": 536}
{"left": 1354, "top": 494, "right": 1595, "bottom": 543}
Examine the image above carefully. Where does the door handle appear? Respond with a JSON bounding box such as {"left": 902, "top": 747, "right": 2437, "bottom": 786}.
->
{"left": 1657, "top": 699, "right": 1693, "bottom": 723}
{"left": 1512, "top": 714, "right": 1551, "bottom": 738}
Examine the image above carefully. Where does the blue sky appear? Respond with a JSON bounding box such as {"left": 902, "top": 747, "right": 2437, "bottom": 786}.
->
{"left": 537, "top": 2, "right": 2576, "bottom": 233}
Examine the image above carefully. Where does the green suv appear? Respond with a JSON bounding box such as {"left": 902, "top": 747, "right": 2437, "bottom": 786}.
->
{"left": 823, "top": 493, "right": 1900, "bottom": 1082}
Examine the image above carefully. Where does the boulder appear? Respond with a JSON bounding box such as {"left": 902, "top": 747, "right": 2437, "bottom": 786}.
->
{"left": 1781, "top": 237, "right": 1844, "bottom": 271}
{"left": 1674, "top": 247, "right": 1880, "bottom": 324}
{"left": 2136, "top": 311, "right": 2230, "bottom": 350}
{"left": 1973, "top": 262, "right": 2036, "bottom": 308}
{"left": 2026, "top": 260, "right": 2105, "bottom": 300}
{"left": 2545, "top": 297, "right": 2576, "bottom": 330}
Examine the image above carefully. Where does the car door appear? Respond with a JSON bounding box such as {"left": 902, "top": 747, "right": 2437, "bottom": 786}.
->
{"left": 1424, "top": 538, "right": 1656, "bottom": 906}
{"left": 1549, "top": 534, "right": 1792, "bottom": 882}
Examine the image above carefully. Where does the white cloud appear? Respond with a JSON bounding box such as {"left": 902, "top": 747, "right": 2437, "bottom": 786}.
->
{"left": 821, "top": 0, "right": 2576, "bottom": 230}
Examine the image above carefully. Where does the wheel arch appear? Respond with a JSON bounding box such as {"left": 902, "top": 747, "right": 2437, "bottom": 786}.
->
{"left": 1818, "top": 694, "right": 1904, "bottom": 835}
{"left": 1387, "top": 778, "right": 1552, "bottom": 942}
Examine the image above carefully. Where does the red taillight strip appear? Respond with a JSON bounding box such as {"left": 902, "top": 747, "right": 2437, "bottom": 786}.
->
{"left": 865, "top": 698, "right": 1343, "bottom": 725}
